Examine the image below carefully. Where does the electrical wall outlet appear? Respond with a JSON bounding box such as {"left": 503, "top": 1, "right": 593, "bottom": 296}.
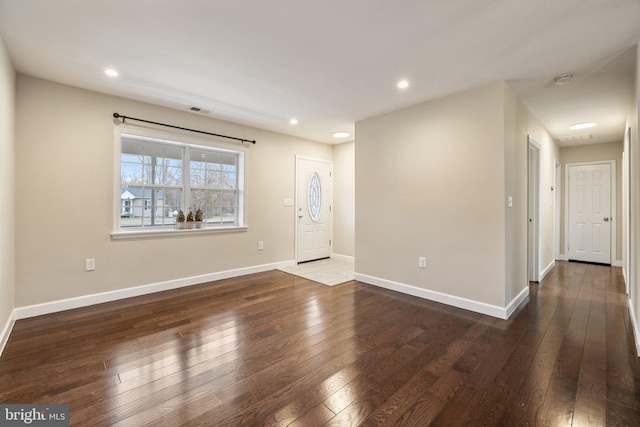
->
{"left": 258, "top": 241, "right": 264, "bottom": 250}
{"left": 85, "top": 258, "right": 95, "bottom": 271}
{"left": 418, "top": 257, "right": 427, "bottom": 269}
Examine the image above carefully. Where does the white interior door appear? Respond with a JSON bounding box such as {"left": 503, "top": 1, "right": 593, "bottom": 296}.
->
{"left": 528, "top": 140, "right": 540, "bottom": 282}
{"left": 296, "top": 157, "right": 332, "bottom": 263}
{"left": 568, "top": 163, "right": 611, "bottom": 264}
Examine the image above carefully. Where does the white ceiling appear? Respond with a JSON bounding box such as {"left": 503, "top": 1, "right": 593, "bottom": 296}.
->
{"left": 0, "top": 0, "right": 639, "bottom": 145}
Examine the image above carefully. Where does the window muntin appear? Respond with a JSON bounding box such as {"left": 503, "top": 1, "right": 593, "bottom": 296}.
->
{"left": 118, "top": 133, "right": 243, "bottom": 231}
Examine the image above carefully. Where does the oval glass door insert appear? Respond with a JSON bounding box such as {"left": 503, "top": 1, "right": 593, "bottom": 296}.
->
{"left": 308, "top": 172, "right": 322, "bottom": 222}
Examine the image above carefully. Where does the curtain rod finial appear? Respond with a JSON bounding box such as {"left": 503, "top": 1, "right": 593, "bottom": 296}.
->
{"left": 113, "top": 113, "right": 120, "bottom": 119}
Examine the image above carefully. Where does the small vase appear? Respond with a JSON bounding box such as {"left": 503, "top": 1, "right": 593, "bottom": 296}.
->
{"left": 186, "top": 221, "right": 194, "bottom": 229}
{"left": 176, "top": 222, "right": 185, "bottom": 230}
{"left": 195, "top": 221, "right": 204, "bottom": 229}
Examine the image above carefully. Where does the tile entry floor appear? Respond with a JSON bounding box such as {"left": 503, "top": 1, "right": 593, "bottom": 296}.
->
{"left": 278, "top": 257, "right": 354, "bottom": 286}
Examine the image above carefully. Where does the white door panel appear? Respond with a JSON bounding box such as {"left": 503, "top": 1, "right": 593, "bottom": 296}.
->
{"left": 296, "top": 158, "right": 332, "bottom": 263}
{"left": 528, "top": 140, "right": 540, "bottom": 282}
{"left": 568, "top": 163, "right": 611, "bottom": 264}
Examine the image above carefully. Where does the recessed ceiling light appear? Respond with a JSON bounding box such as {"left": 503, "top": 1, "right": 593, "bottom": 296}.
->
{"left": 290, "top": 118, "right": 298, "bottom": 125}
{"left": 332, "top": 131, "right": 350, "bottom": 138}
{"left": 105, "top": 69, "right": 119, "bottom": 77}
{"left": 569, "top": 122, "right": 597, "bottom": 130}
{"left": 397, "top": 80, "right": 409, "bottom": 89}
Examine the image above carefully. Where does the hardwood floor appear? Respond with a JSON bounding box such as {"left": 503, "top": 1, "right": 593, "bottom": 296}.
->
{"left": 1, "top": 261, "right": 639, "bottom": 426}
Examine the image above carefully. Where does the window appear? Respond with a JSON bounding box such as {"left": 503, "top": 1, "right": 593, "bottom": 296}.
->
{"left": 116, "top": 132, "right": 245, "bottom": 234}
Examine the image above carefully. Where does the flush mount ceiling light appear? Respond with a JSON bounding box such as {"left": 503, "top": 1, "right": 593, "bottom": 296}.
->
{"left": 569, "top": 122, "right": 597, "bottom": 130}
{"left": 397, "top": 80, "right": 409, "bottom": 89}
{"left": 554, "top": 73, "right": 573, "bottom": 85}
{"left": 332, "top": 131, "right": 350, "bottom": 138}
{"left": 104, "top": 68, "right": 119, "bottom": 77}
{"left": 290, "top": 118, "right": 298, "bottom": 125}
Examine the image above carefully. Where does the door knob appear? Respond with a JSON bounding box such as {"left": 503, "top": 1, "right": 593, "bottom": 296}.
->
{"left": 604, "top": 217, "right": 610, "bottom": 222}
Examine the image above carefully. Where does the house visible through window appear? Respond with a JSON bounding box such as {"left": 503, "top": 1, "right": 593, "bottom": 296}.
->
{"left": 118, "top": 133, "right": 244, "bottom": 231}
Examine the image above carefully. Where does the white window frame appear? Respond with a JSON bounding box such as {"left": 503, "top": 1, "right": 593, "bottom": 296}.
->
{"left": 111, "top": 127, "right": 247, "bottom": 239}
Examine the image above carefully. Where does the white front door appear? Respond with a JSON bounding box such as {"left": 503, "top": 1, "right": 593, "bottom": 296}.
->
{"left": 296, "top": 157, "right": 332, "bottom": 263}
{"left": 568, "top": 163, "right": 612, "bottom": 264}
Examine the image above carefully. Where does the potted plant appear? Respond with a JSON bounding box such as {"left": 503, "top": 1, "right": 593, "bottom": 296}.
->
{"left": 195, "top": 209, "right": 204, "bottom": 229}
{"left": 176, "top": 210, "right": 186, "bottom": 229}
{"left": 186, "top": 210, "right": 195, "bottom": 229}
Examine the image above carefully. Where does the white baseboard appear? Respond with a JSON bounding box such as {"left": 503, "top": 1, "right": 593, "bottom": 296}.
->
{"left": 540, "top": 260, "right": 555, "bottom": 282}
{"left": 14, "top": 260, "right": 295, "bottom": 320}
{"left": 506, "top": 286, "right": 530, "bottom": 319}
{"left": 628, "top": 298, "right": 640, "bottom": 358}
{"left": 558, "top": 254, "right": 569, "bottom": 261}
{"left": 354, "top": 273, "right": 514, "bottom": 319}
{"left": 0, "top": 309, "right": 16, "bottom": 358}
{"left": 331, "top": 254, "right": 354, "bottom": 263}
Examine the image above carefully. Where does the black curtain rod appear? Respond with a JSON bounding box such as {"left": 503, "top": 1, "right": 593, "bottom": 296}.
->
{"left": 113, "top": 113, "right": 256, "bottom": 145}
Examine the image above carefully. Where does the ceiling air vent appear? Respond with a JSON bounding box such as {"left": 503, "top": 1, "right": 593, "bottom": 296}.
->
{"left": 557, "top": 133, "right": 593, "bottom": 144}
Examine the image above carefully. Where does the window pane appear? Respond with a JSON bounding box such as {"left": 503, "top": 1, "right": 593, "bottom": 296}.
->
{"left": 190, "top": 189, "right": 237, "bottom": 224}
{"left": 119, "top": 186, "right": 182, "bottom": 228}
{"left": 121, "top": 156, "right": 145, "bottom": 185}
{"left": 121, "top": 137, "right": 182, "bottom": 186}
{"left": 149, "top": 189, "right": 183, "bottom": 226}
{"left": 120, "top": 186, "right": 142, "bottom": 227}
{"left": 190, "top": 150, "right": 238, "bottom": 189}
{"left": 221, "top": 208, "right": 236, "bottom": 224}
{"left": 154, "top": 156, "right": 181, "bottom": 185}
{"left": 221, "top": 172, "right": 236, "bottom": 188}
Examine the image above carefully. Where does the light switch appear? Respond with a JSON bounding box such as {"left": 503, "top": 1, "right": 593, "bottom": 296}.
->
{"left": 283, "top": 198, "right": 294, "bottom": 207}
{"left": 507, "top": 196, "right": 513, "bottom": 208}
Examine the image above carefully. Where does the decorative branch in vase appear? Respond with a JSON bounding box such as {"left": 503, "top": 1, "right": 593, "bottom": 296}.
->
{"left": 195, "top": 209, "right": 204, "bottom": 229}
{"left": 176, "top": 210, "right": 186, "bottom": 229}
{"left": 186, "top": 210, "right": 195, "bottom": 229}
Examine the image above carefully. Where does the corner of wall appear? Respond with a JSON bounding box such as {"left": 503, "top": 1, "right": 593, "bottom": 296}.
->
{"left": 503, "top": 84, "right": 528, "bottom": 306}
{"left": 332, "top": 141, "right": 355, "bottom": 258}
{"left": 0, "top": 33, "right": 16, "bottom": 358}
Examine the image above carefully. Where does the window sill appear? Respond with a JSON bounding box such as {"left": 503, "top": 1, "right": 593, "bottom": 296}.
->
{"left": 111, "top": 225, "right": 248, "bottom": 240}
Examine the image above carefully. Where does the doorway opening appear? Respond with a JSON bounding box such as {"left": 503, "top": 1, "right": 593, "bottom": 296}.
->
{"left": 528, "top": 136, "right": 540, "bottom": 283}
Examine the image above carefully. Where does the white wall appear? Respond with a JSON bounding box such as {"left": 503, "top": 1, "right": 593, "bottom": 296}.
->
{"left": 504, "top": 86, "right": 527, "bottom": 304}
{"left": 332, "top": 141, "right": 355, "bottom": 258}
{"left": 355, "top": 81, "right": 557, "bottom": 317}
{"left": 355, "top": 82, "right": 508, "bottom": 310}
{"left": 0, "top": 35, "right": 15, "bottom": 352}
{"left": 628, "top": 44, "right": 640, "bottom": 355}
{"left": 14, "top": 75, "right": 333, "bottom": 308}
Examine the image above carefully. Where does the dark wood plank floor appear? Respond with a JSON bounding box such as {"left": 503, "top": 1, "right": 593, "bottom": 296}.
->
{"left": 1, "top": 261, "right": 639, "bottom": 426}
